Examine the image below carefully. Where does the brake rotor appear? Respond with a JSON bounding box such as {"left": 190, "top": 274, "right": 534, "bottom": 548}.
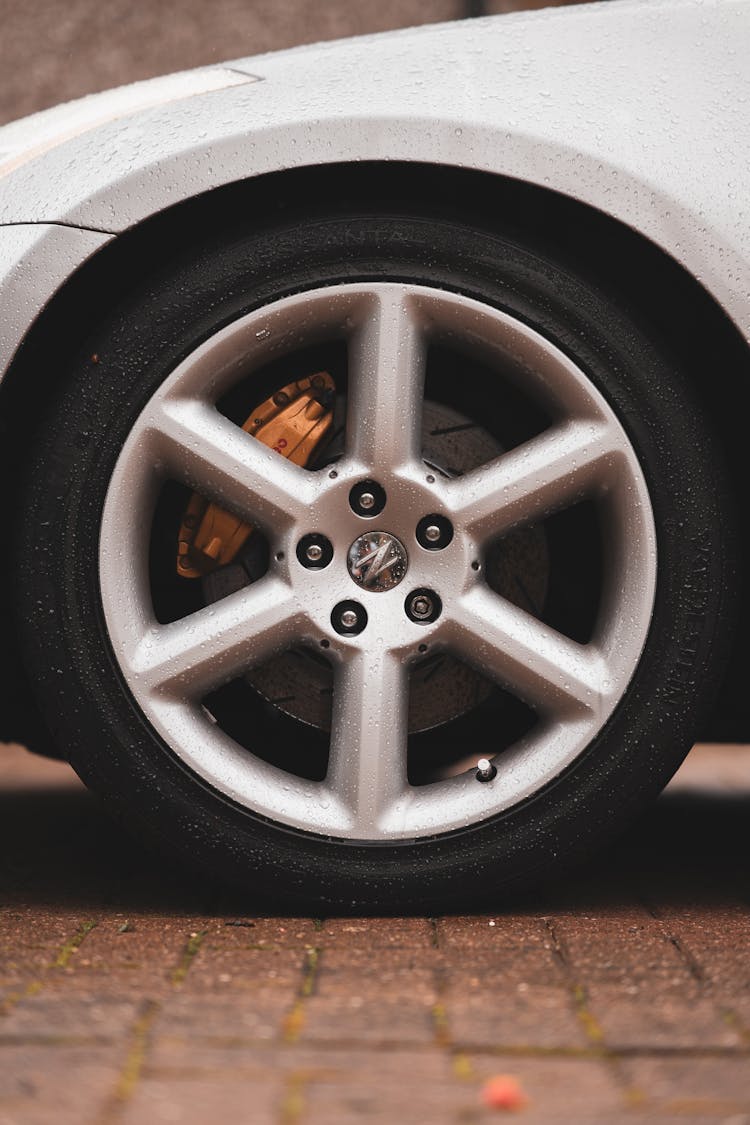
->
{"left": 201, "top": 396, "right": 548, "bottom": 735}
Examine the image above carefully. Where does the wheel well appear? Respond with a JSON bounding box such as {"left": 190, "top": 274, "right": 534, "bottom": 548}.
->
{"left": 1, "top": 160, "right": 747, "bottom": 755}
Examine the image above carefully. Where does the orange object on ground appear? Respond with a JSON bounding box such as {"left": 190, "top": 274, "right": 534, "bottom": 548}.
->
{"left": 481, "top": 1075, "right": 529, "bottom": 1111}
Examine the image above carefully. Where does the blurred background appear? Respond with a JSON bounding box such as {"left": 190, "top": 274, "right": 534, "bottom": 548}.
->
{"left": 0, "top": 0, "right": 592, "bottom": 126}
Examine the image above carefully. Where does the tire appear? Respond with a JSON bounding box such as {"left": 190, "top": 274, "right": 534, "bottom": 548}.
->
{"left": 12, "top": 206, "right": 736, "bottom": 911}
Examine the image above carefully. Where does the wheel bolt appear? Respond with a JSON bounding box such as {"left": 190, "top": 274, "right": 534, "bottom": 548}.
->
{"left": 297, "top": 533, "right": 333, "bottom": 570}
{"left": 331, "top": 600, "right": 368, "bottom": 636}
{"left": 350, "top": 480, "right": 386, "bottom": 518}
{"left": 416, "top": 514, "right": 453, "bottom": 550}
{"left": 405, "top": 588, "right": 442, "bottom": 625}
{"left": 412, "top": 596, "right": 433, "bottom": 619}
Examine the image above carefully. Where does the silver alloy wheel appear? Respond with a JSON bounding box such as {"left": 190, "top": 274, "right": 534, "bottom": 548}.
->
{"left": 99, "top": 283, "right": 657, "bottom": 840}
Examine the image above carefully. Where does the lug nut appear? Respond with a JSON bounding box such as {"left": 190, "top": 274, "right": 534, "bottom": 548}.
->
{"left": 350, "top": 480, "right": 386, "bottom": 518}
{"left": 297, "top": 533, "right": 333, "bottom": 570}
{"left": 411, "top": 596, "right": 433, "bottom": 619}
{"left": 405, "top": 588, "right": 442, "bottom": 625}
{"left": 331, "top": 600, "right": 368, "bottom": 636}
{"left": 416, "top": 514, "right": 453, "bottom": 550}
{"left": 475, "top": 758, "right": 497, "bottom": 783}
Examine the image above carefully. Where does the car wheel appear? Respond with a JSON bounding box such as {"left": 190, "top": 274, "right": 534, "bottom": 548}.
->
{"left": 13, "top": 207, "right": 735, "bottom": 910}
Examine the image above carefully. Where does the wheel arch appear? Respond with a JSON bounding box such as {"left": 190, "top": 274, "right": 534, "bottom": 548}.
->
{"left": 2, "top": 160, "right": 747, "bottom": 755}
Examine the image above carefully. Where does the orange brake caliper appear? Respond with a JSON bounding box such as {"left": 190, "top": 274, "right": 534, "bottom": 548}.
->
{"left": 176, "top": 371, "right": 335, "bottom": 578}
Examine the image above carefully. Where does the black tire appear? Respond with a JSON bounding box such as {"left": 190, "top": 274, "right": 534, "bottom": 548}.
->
{"left": 12, "top": 207, "right": 736, "bottom": 911}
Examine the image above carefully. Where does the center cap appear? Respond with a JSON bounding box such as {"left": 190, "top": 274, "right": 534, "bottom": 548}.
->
{"left": 347, "top": 531, "right": 408, "bottom": 592}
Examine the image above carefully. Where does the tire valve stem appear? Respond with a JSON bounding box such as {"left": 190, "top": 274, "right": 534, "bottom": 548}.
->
{"left": 476, "top": 757, "right": 497, "bottom": 783}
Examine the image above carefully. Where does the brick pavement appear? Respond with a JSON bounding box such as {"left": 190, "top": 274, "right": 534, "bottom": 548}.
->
{"left": 0, "top": 743, "right": 748, "bottom": 1123}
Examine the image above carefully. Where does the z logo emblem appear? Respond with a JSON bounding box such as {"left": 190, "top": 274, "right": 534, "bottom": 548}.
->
{"left": 347, "top": 532, "right": 408, "bottom": 592}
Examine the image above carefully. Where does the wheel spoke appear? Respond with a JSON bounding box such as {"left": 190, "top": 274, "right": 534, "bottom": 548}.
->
{"left": 445, "top": 585, "right": 611, "bottom": 717}
{"left": 346, "top": 287, "right": 426, "bottom": 470}
{"left": 148, "top": 397, "right": 316, "bottom": 532}
{"left": 127, "top": 577, "right": 303, "bottom": 698}
{"left": 444, "top": 420, "right": 622, "bottom": 542}
{"left": 327, "top": 647, "right": 409, "bottom": 833}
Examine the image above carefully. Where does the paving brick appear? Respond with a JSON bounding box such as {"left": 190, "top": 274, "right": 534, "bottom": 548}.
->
{"left": 0, "top": 993, "right": 137, "bottom": 1043}
{"left": 314, "top": 945, "right": 432, "bottom": 973}
{"left": 0, "top": 1044, "right": 121, "bottom": 1125}
{"left": 0, "top": 907, "right": 94, "bottom": 985}
{"left": 172, "top": 944, "right": 305, "bottom": 994}
{"left": 121, "top": 1076, "right": 281, "bottom": 1125}
{"left": 444, "top": 976, "right": 588, "bottom": 1049}
{"left": 520, "top": 1118, "right": 720, "bottom": 1125}
{"left": 437, "top": 915, "right": 565, "bottom": 982}
{"left": 211, "top": 917, "right": 323, "bottom": 949}
{"left": 305, "top": 1074, "right": 464, "bottom": 1122}
{"left": 620, "top": 1055, "right": 750, "bottom": 1114}
{"left": 648, "top": 901, "right": 750, "bottom": 1028}
{"left": 319, "top": 917, "right": 433, "bottom": 951}
{"left": 281, "top": 1048, "right": 465, "bottom": 1125}
{"left": 422, "top": 918, "right": 581, "bottom": 1050}
{"left": 37, "top": 916, "right": 207, "bottom": 996}
{"left": 154, "top": 991, "right": 294, "bottom": 1046}
{"left": 585, "top": 990, "right": 740, "bottom": 1050}
{"left": 300, "top": 1000, "right": 436, "bottom": 1047}
{"left": 553, "top": 905, "right": 740, "bottom": 1048}
{"left": 146, "top": 1041, "right": 302, "bottom": 1075}
{"left": 553, "top": 906, "right": 695, "bottom": 991}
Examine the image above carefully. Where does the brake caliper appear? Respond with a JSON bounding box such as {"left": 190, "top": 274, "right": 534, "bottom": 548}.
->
{"left": 176, "top": 372, "right": 335, "bottom": 577}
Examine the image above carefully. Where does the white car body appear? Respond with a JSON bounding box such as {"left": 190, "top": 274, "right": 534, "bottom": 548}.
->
{"left": 0, "top": 0, "right": 749, "bottom": 393}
